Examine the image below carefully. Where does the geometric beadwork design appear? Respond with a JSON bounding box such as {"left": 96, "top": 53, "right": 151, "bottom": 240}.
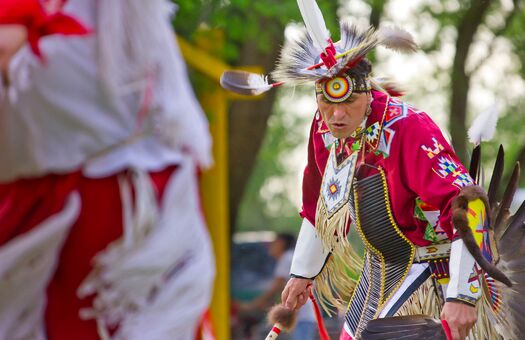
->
{"left": 436, "top": 156, "right": 462, "bottom": 178}
{"left": 433, "top": 155, "right": 474, "bottom": 189}
{"left": 365, "top": 122, "right": 380, "bottom": 144}
{"left": 319, "top": 146, "right": 358, "bottom": 216}
{"left": 421, "top": 137, "right": 444, "bottom": 159}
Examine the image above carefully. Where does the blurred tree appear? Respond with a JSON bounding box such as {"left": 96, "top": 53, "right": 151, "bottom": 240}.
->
{"left": 173, "top": 0, "right": 339, "bottom": 232}
{"left": 234, "top": 1, "right": 389, "bottom": 232}
{"left": 421, "top": 0, "right": 523, "bottom": 164}
{"left": 236, "top": 88, "right": 309, "bottom": 232}
{"left": 500, "top": 2, "right": 525, "bottom": 187}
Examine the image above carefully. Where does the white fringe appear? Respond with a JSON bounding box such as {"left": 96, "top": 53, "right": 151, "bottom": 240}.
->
{"left": 0, "top": 193, "right": 80, "bottom": 340}
{"left": 78, "top": 156, "right": 215, "bottom": 340}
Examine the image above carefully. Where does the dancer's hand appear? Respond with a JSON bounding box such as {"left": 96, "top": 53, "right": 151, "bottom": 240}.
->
{"left": 0, "top": 25, "right": 27, "bottom": 81}
{"left": 441, "top": 301, "right": 477, "bottom": 340}
{"left": 281, "top": 277, "right": 312, "bottom": 311}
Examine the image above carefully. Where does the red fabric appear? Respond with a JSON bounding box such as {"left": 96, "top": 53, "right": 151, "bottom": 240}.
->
{"left": 320, "top": 39, "right": 337, "bottom": 69}
{"left": 0, "top": 166, "right": 176, "bottom": 340}
{"left": 441, "top": 319, "right": 453, "bottom": 340}
{"left": 195, "top": 309, "right": 216, "bottom": 340}
{"left": 301, "top": 91, "right": 472, "bottom": 246}
{"left": 339, "top": 327, "right": 353, "bottom": 340}
{"left": 0, "top": 0, "right": 90, "bottom": 59}
{"left": 309, "top": 293, "right": 330, "bottom": 340}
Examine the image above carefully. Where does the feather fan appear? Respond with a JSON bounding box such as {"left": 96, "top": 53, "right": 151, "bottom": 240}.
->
{"left": 361, "top": 315, "right": 449, "bottom": 339}
{"left": 464, "top": 145, "right": 525, "bottom": 339}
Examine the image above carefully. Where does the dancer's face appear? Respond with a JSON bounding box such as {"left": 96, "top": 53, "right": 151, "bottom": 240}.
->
{"left": 316, "top": 91, "right": 370, "bottom": 139}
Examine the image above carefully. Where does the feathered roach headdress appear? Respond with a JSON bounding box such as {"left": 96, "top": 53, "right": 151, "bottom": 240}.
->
{"left": 220, "top": 0, "right": 417, "bottom": 100}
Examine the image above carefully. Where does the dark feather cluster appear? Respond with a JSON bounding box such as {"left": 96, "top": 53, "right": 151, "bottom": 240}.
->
{"left": 361, "top": 315, "right": 448, "bottom": 339}
{"left": 451, "top": 185, "right": 512, "bottom": 287}
{"left": 466, "top": 144, "right": 525, "bottom": 338}
{"left": 470, "top": 145, "right": 525, "bottom": 339}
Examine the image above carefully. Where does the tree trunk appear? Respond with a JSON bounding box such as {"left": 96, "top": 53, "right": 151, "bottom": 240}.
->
{"left": 228, "top": 21, "right": 284, "bottom": 231}
{"left": 369, "top": 0, "right": 385, "bottom": 29}
{"left": 449, "top": 0, "right": 493, "bottom": 164}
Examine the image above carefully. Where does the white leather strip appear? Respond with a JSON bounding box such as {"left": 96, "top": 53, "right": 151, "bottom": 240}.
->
{"left": 290, "top": 218, "right": 329, "bottom": 279}
{"left": 446, "top": 239, "right": 482, "bottom": 304}
{"left": 343, "top": 320, "right": 356, "bottom": 338}
{"left": 379, "top": 263, "right": 430, "bottom": 317}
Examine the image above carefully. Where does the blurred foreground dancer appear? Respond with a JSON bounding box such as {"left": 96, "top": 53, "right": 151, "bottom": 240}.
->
{"left": 220, "top": 1, "right": 525, "bottom": 339}
{"left": 0, "top": 0, "right": 214, "bottom": 339}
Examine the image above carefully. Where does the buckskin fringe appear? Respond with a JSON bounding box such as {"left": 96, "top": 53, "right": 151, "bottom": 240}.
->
{"left": 314, "top": 199, "right": 363, "bottom": 314}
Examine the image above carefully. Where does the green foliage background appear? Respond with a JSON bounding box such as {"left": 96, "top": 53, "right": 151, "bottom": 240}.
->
{"left": 173, "top": 0, "right": 339, "bottom": 63}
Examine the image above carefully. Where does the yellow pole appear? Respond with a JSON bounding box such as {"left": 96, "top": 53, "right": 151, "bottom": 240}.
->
{"left": 181, "top": 30, "right": 231, "bottom": 340}
{"left": 177, "top": 33, "right": 264, "bottom": 339}
{"left": 199, "top": 86, "right": 230, "bottom": 340}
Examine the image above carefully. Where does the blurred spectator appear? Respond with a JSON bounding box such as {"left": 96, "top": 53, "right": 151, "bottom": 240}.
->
{"left": 238, "top": 233, "right": 317, "bottom": 340}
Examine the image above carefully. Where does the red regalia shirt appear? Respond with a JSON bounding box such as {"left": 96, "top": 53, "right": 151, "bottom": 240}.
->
{"left": 300, "top": 90, "right": 474, "bottom": 246}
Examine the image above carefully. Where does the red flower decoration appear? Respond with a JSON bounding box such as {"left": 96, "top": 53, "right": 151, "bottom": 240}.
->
{"left": 0, "top": 0, "right": 90, "bottom": 60}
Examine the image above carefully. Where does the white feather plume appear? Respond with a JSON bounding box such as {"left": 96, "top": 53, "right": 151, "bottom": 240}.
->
{"left": 377, "top": 26, "right": 418, "bottom": 53}
{"left": 297, "top": 0, "right": 331, "bottom": 52}
{"left": 468, "top": 104, "right": 499, "bottom": 145}
{"left": 247, "top": 73, "right": 272, "bottom": 95}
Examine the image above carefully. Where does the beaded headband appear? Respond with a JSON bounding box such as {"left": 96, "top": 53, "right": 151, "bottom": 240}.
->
{"left": 315, "top": 75, "right": 371, "bottom": 103}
